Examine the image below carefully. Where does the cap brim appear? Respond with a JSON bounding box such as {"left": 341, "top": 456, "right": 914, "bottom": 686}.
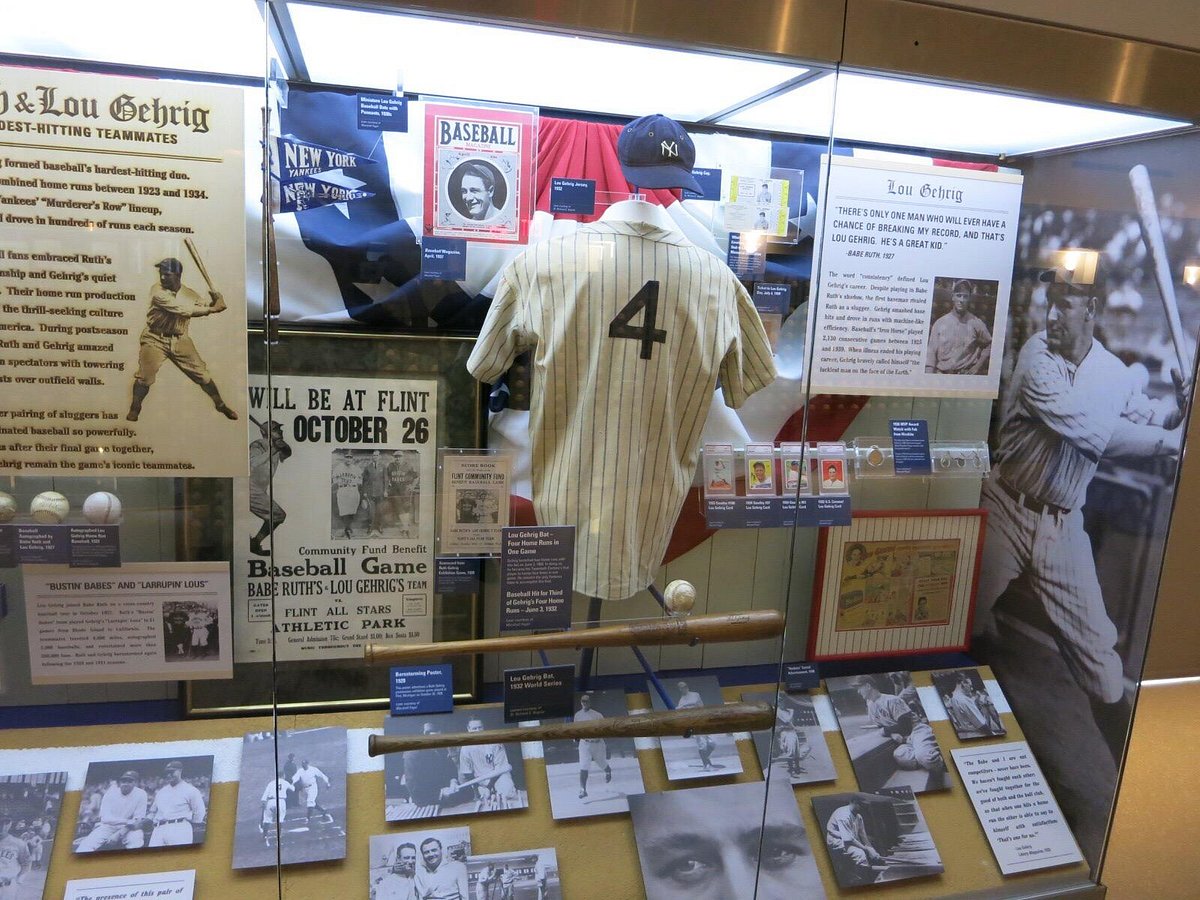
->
{"left": 619, "top": 162, "right": 702, "bottom": 195}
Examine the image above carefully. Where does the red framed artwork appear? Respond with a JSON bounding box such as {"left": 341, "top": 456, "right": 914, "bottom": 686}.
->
{"left": 807, "top": 509, "right": 987, "bottom": 660}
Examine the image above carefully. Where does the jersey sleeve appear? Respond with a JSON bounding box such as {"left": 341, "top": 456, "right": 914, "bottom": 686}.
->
{"left": 467, "top": 268, "right": 531, "bottom": 384}
{"left": 718, "top": 279, "right": 777, "bottom": 408}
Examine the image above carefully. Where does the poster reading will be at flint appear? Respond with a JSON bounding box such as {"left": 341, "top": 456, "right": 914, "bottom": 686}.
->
{"left": 232, "top": 375, "right": 437, "bottom": 663}
{"left": 0, "top": 66, "right": 248, "bottom": 477}
{"left": 806, "top": 155, "right": 1023, "bottom": 399}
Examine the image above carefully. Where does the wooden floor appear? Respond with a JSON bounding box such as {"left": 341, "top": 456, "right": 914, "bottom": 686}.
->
{"left": 1102, "top": 679, "right": 1200, "bottom": 897}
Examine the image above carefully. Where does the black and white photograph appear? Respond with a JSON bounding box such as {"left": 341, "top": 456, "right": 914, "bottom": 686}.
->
{"left": 368, "top": 826, "right": 470, "bottom": 900}
{"left": 811, "top": 787, "right": 944, "bottom": 888}
{"left": 646, "top": 676, "right": 743, "bottom": 781}
{"left": 161, "top": 600, "right": 220, "bottom": 662}
{"left": 73, "top": 756, "right": 212, "bottom": 854}
{"left": 542, "top": 689, "right": 646, "bottom": 820}
{"left": 629, "top": 780, "right": 825, "bottom": 900}
{"left": 924, "top": 276, "right": 998, "bottom": 375}
{"left": 825, "top": 672, "right": 949, "bottom": 794}
{"left": 232, "top": 727, "right": 348, "bottom": 869}
{"left": 330, "top": 447, "right": 423, "bottom": 541}
{"left": 931, "top": 668, "right": 1006, "bottom": 740}
{"left": 741, "top": 690, "right": 836, "bottom": 785}
{"left": 455, "top": 488, "right": 501, "bottom": 525}
{"left": 384, "top": 706, "right": 529, "bottom": 823}
{"left": 466, "top": 848, "right": 561, "bottom": 900}
{"left": 0, "top": 772, "right": 66, "bottom": 900}
{"left": 448, "top": 159, "right": 509, "bottom": 223}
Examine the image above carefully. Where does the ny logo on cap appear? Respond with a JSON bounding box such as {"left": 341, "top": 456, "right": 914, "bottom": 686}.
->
{"left": 660, "top": 140, "right": 679, "bottom": 159}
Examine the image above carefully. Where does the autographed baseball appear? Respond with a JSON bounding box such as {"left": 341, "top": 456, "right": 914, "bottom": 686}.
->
{"left": 0, "top": 491, "right": 16, "bottom": 523}
{"left": 663, "top": 579, "right": 697, "bottom": 615}
{"left": 30, "top": 491, "right": 69, "bottom": 524}
{"left": 83, "top": 491, "right": 122, "bottom": 524}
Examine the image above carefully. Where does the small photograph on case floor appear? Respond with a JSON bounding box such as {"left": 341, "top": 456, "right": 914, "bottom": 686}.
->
{"left": 741, "top": 690, "right": 836, "bottom": 785}
{"left": 368, "top": 826, "right": 470, "bottom": 899}
{"left": 0, "top": 771, "right": 67, "bottom": 900}
{"left": 629, "top": 779, "right": 826, "bottom": 900}
{"left": 812, "top": 787, "right": 944, "bottom": 888}
{"left": 543, "top": 688, "right": 645, "bottom": 820}
{"left": 825, "top": 671, "right": 949, "bottom": 794}
{"left": 645, "top": 675, "right": 743, "bottom": 781}
{"left": 931, "top": 668, "right": 1007, "bottom": 739}
{"left": 232, "top": 727, "right": 348, "bottom": 869}
{"left": 466, "top": 847, "right": 561, "bottom": 900}
{"left": 383, "top": 705, "right": 529, "bottom": 823}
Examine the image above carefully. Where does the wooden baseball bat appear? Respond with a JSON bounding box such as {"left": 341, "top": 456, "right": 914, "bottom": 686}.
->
{"left": 183, "top": 237, "right": 217, "bottom": 295}
{"left": 1130, "top": 164, "right": 1193, "bottom": 377}
{"left": 367, "top": 701, "right": 774, "bottom": 757}
{"left": 364, "top": 609, "right": 784, "bottom": 665}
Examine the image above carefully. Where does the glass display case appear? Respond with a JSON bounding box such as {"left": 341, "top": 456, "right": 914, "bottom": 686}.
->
{"left": 0, "top": 1, "right": 1197, "bottom": 897}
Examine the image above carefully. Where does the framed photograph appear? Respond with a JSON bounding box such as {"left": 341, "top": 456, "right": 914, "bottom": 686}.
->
{"left": 931, "top": 668, "right": 1007, "bottom": 740}
{"left": 807, "top": 509, "right": 986, "bottom": 660}
{"left": 812, "top": 787, "right": 943, "bottom": 888}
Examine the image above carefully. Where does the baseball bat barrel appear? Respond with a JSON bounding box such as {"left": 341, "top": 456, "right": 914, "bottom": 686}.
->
{"left": 184, "top": 237, "right": 216, "bottom": 294}
{"left": 366, "top": 701, "right": 774, "bottom": 757}
{"left": 1129, "top": 164, "right": 1193, "bottom": 376}
{"left": 364, "top": 609, "right": 784, "bottom": 666}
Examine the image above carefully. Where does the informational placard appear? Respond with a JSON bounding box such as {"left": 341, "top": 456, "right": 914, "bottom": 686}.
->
{"left": 438, "top": 451, "right": 511, "bottom": 556}
{"left": 0, "top": 523, "right": 119, "bottom": 567}
{"left": 682, "top": 166, "right": 722, "bottom": 200}
{"left": 726, "top": 232, "right": 765, "bottom": 278}
{"left": 549, "top": 177, "right": 596, "bottom": 215}
{"left": 500, "top": 525, "right": 573, "bottom": 633}
{"left": 22, "top": 562, "right": 231, "bottom": 683}
{"left": 890, "top": 419, "right": 932, "bottom": 475}
{"left": 952, "top": 741, "right": 1084, "bottom": 875}
{"left": 807, "top": 155, "right": 1022, "bottom": 398}
{"left": 503, "top": 664, "right": 574, "bottom": 722}
{"left": 0, "top": 66, "right": 249, "bottom": 477}
{"left": 783, "top": 661, "right": 820, "bottom": 691}
{"left": 390, "top": 664, "right": 454, "bottom": 716}
{"left": 64, "top": 870, "right": 195, "bottom": 900}
{"left": 420, "top": 237, "right": 467, "bottom": 280}
{"left": 434, "top": 556, "right": 482, "bottom": 593}
{"left": 233, "top": 374, "right": 437, "bottom": 662}
{"left": 357, "top": 94, "right": 408, "bottom": 132}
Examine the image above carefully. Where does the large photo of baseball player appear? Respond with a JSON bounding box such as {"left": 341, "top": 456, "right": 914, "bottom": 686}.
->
{"left": 741, "top": 690, "right": 836, "bottom": 785}
{"left": 465, "top": 848, "right": 561, "bottom": 900}
{"left": 369, "top": 826, "right": 471, "bottom": 900}
{"left": 232, "top": 727, "right": 348, "bottom": 870}
{"left": 73, "top": 756, "right": 212, "bottom": 854}
{"left": 645, "top": 676, "right": 743, "bottom": 782}
{"left": 541, "top": 689, "right": 646, "bottom": 820}
{"left": 0, "top": 772, "right": 66, "bottom": 900}
{"left": 383, "top": 706, "right": 529, "bottom": 823}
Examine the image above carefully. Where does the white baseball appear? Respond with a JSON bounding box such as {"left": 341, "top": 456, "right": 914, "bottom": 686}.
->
{"left": 30, "top": 491, "right": 70, "bottom": 524}
{"left": 663, "top": 579, "right": 697, "bottom": 615}
{"left": 83, "top": 491, "right": 122, "bottom": 524}
{"left": 0, "top": 491, "right": 16, "bottom": 523}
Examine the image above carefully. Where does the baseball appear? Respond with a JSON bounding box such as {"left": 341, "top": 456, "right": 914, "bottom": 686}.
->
{"left": 0, "top": 491, "right": 16, "bottom": 523}
{"left": 83, "top": 491, "right": 123, "bottom": 524}
{"left": 30, "top": 491, "right": 70, "bottom": 524}
{"left": 663, "top": 579, "right": 697, "bottom": 615}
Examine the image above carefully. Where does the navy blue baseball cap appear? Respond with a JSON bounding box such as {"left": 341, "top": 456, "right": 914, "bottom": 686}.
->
{"left": 617, "top": 113, "right": 701, "bottom": 194}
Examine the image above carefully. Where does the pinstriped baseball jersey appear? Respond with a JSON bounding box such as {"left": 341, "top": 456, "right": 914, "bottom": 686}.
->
{"left": 468, "top": 220, "right": 775, "bottom": 599}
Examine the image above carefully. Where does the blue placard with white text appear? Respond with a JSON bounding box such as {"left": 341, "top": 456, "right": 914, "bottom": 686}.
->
{"left": 390, "top": 664, "right": 454, "bottom": 716}
{"left": 784, "top": 662, "right": 820, "bottom": 691}
{"left": 683, "top": 167, "right": 722, "bottom": 200}
{"left": 549, "top": 178, "right": 596, "bottom": 214}
{"left": 421, "top": 237, "right": 467, "bottom": 281}
{"left": 796, "top": 496, "right": 852, "bottom": 527}
{"left": 500, "top": 526, "right": 574, "bottom": 633}
{"left": 727, "top": 233, "right": 766, "bottom": 279}
{"left": 753, "top": 282, "right": 791, "bottom": 315}
{"left": 357, "top": 94, "right": 409, "bottom": 131}
{"left": 890, "top": 419, "right": 932, "bottom": 475}
{"left": 435, "top": 556, "right": 482, "bottom": 594}
{"left": 504, "top": 664, "right": 575, "bottom": 722}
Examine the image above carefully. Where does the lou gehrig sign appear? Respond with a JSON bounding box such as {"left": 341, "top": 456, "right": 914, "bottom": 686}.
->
{"left": 233, "top": 375, "right": 437, "bottom": 662}
{"left": 0, "top": 66, "right": 248, "bottom": 477}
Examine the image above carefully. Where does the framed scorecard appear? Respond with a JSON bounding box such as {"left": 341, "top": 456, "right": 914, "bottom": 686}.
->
{"left": 808, "top": 509, "right": 986, "bottom": 660}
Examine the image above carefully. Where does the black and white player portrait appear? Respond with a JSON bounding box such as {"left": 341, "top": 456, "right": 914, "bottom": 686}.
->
{"left": 542, "top": 689, "right": 646, "bottom": 820}
{"left": 0, "top": 772, "right": 66, "bottom": 900}
{"left": 825, "top": 673, "right": 948, "bottom": 794}
{"left": 466, "top": 848, "right": 561, "bottom": 900}
{"left": 73, "top": 756, "right": 212, "bottom": 854}
{"left": 647, "top": 676, "right": 743, "bottom": 781}
{"left": 369, "top": 826, "right": 470, "bottom": 900}
{"left": 812, "top": 787, "right": 943, "bottom": 888}
{"left": 331, "top": 447, "right": 421, "bottom": 540}
{"left": 232, "top": 727, "right": 347, "bottom": 870}
{"left": 448, "top": 159, "right": 508, "bottom": 222}
{"left": 741, "top": 690, "right": 836, "bottom": 785}
{"left": 931, "top": 668, "right": 1006, "bottom": 740}
{"left": 248, "top": 417, "right": 292, "bottom": 556}
{"left": 924, "top": 276, "right": 998, "bottom": 375}
{"left": 629, "top": 780, "right": 823, "bottom": 900}
{"left": 454, "top": 488, "right": 500, "bottom": 525}
{"left": 161, "top": 600, "right": 219, "bottom": 662}
{"left": 384, "top": 706, "right": 529, "bottom": 823}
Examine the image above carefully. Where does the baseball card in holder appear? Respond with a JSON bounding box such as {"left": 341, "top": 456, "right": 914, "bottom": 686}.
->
{"left": 424, "top": 102, "right": 537, "bottom": 245}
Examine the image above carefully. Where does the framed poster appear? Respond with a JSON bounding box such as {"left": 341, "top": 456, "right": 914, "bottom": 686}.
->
{"left": 807, "top": 509, "right": 985, "bottom": 659}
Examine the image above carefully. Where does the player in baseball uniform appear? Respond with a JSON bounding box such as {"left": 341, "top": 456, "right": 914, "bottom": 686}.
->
{"left": 774, "top": 699, "right": 811, "bottom": 777}
{"left": 497, "top": 864, "right": 516, "bottom": 900}
{"left": 259, "top": 775, "right": 293, "bottom": 841}
{"left": 0, "top": 816, "right": 29, "bottom": 899}
{"left": 824, "top": 797, "right": 883, "bottom": 886}
{"left": 126, "top": 257, "right": 238, "bottom": 422}
{"left": 75, "top": 770, "right": 148, "bottom": 852}
{"left": 187, "top": 609, "right": 213, "bottom": 656}
{"left": 414, "top": 837, "right": 469, "bottom": 900}
{"left": 534, "top": 857, "right": 548, "bottom": 900}
{"left": 375, "top": 842, "right": 418, "bottom": 900}
{"left": 386, "top": 450, "right": 420, "bottom": 531}
{"left": 675, "top": 681, "right": 717, "bottom": 771}
{"left": 19, "top": 829, "right": 41, "bottom": 870}
{"left": 467, "top": 114, "right": 775, "bottom": 601}
{"left": 976, "top": 266, "right": 1186, "bottom": 763}
{"left": 458, "top": 719, "right": 516, "bottom": 810}
{"left": 851, "top": 676, "right": 945, "bottom": 776}
{"left": 333, "top": 450, "right": 363, "bottom": 538}
{"left": 572, "top": 693, "right": 611, "bottom": 799}
{"left": 290, "top": 759, "right": 333, "bottom": 826}
{"left": 249, "top": 419, "right": 292, "bottom": 556}
{"left": 147, "top": 760, "right": 206, "bottom": 847}
{"left": 925, "top": 279, "right": 992, "bottom": 375}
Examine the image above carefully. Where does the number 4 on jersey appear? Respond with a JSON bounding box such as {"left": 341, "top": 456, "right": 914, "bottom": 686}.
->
{"left": 609, "top": 280, "right": 666, "bottom": 360}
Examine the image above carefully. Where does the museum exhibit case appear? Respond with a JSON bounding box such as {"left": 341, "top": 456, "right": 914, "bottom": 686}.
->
{"left": 0, "top": 0, "right": 1197, "bottom": 896}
